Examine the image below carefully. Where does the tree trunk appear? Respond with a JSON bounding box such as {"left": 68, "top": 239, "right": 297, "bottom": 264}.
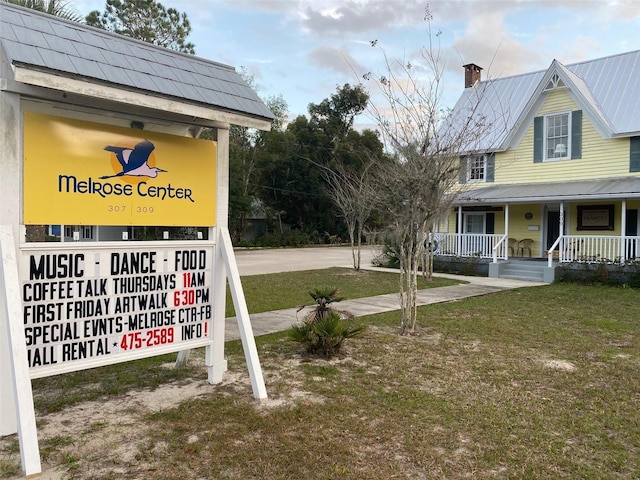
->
{"left": 428, "top": 227, "right": 435, "bottom": 280}
{"left": 348, "top": 226, "right": 357, "bottom": 270}
{"left": 400, "top": 238, "right": 420, "bottom": 335}
{"left": 356, "top": 223, "right": 363, "bottom": 271}
{"left": 410, "top": 246, "right": 420, "bottom": 332}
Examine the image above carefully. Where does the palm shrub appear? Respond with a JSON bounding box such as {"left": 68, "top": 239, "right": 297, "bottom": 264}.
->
{"left": 288, "top": 287, "right": 366, "bottom": 358}
{"left": 305, "top": 286, "right": 345, "bottom": 321}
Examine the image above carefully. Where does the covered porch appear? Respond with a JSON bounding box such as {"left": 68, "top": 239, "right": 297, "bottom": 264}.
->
{"left": 436, "top": 178, "right": 640, "bottom": 280}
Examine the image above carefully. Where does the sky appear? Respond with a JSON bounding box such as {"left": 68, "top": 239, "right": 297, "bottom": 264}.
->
{"left": 70, "top": 0, "right": 640, "bottom": 127}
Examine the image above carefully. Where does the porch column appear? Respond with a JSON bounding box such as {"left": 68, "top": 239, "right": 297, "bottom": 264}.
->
{"left": 504, "top": 203, "right": 510, "bottom": 260}
{"left": 621, "top": 199, "right": 627, "bottom": 262}
{"left": 457, "top": 205, "right": 463, "bottom": 256}
{"left": 505, "top": 203, "right": 510, "bottom": 234}
{"left": 559, "top": 202, "right": 565, "bottom": 260}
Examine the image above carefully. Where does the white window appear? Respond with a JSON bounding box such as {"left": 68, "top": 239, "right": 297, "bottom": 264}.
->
{"left": 545, "top": 112, "right": 570, "bottom": 160}
{"left": 467, "top": 155, "right": 486, "bottom": 182}
{"left": 464, "top": 213, "right": 485, "bottom": 233}
{"left": 463, "top": 213, "right": 486, "bottom": 255}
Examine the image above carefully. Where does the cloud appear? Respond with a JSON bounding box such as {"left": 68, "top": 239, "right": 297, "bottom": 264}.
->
{"left": 444, "top": 10, "right": 546, "bottom": 80}
{"left": 308, "top": 45, "right": 367, "bottom": 78}
{"left": 225, "top": 0, "right": 427, "bottom": 37}
{"left": 299, "top": 0, "right": 424, "bottom": 37}
{"left": 559, "top": 35, "right": 605, "bottom": 65}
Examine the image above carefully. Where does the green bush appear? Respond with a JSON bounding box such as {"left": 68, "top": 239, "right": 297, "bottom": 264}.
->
{"left": 252, "top": 230, "right": 322, "bottom": 247}
{"left": 557, "top": 261, "right": 640, "bottom": 287}
{"left": 289, "top": 312, "right": 366, "bottom": 358}
{"left": 288, "top": 287, "right": 366, "bottom": 358}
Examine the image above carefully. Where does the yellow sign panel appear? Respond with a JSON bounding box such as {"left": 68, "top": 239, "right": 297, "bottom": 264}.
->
{"left": 23, "top": 112, "right": 217, "bottom": 226}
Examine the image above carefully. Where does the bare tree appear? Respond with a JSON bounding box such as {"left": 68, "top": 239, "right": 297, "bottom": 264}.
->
{"left": 364, "top": 13, "right": 497, "bottom": 335}
{"left": 324, "top": 160, "right": 377, "bottom": 270}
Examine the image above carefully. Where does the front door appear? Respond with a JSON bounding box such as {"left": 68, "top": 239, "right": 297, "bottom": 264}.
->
{"left": 626, "top": 209, "right": 638, "bottom": 259}
{"left": 546, "top": 210, "right": 560, "bottom": 250}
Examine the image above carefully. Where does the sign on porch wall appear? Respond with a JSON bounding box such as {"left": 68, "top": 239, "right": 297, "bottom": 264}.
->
{"left": 577, "top": 204, "right": 615, "bottom": 231}
{"left": 20, "top": 243, "right": 214, "bottom": 378}
{"left": 23, "top": 113, "right": 217, "bottom": 227}
{"left": 453, "top": 206, "right": 504, "bottom": 212}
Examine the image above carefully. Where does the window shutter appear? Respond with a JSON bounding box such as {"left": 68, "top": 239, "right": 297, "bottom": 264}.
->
{"left": 486, "top": 213, "right": 495, "bottom": 234}
{"left": 630, "top": 136, "right": 640, "bottom": 172}
{"left": 571, "top": 110, "right": 582, "bottom": 159}
{"left": 485, "top": 153, "right": 495, "bottom": 182}
{"left": 459, "top": 156, "right": 467, "bottom": 183}
{"left": 533, "top": 116, "right": 543, "bottom": 163}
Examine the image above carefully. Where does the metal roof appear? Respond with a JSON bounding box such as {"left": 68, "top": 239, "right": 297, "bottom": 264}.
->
{"left": 448, "top": 50, "right": 640, "bottom": 152}
{"left": 456, "top": 177, "right": 640, "bottom": 204}
{"left": 0, "top": 3, "right": 274, "bottom": 122}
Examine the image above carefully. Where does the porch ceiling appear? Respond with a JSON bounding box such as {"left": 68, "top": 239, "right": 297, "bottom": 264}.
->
{"left": 455, "top": 177, "right": 640, "bottom": 204}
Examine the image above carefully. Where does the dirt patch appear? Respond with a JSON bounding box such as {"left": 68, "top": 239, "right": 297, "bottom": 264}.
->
{"left": 2, "top": 349, "right": 240, "bottom": 478}
{"left": 2, "top": 376, "right": 215, "bottom": 480}
{"left": 1, "top": 354, "right": 331, "bottom": 480}
{"left": 540, "top": 359, "right": 577, "bottom": 371}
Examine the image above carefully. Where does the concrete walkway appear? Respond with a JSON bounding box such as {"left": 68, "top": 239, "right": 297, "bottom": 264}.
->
{"left": 226, "top": 247, "right": 548, "bottom": 340}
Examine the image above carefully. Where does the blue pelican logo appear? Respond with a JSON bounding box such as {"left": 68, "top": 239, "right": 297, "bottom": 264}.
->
{"left": 100, "top": 139, "right": 166, "bottom": 179}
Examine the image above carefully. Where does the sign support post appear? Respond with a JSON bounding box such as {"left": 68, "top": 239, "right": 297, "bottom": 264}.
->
{"left": 1, "top": 225, "right": 41, "bottom": 478}
{"left": 220, "top": 227, "right": 267, "bottom": 400}
{"left": 207, "top": 232, "right": 228, "bottom": 384}
{"left": 0, "top": 86, "right": 21, "bottom": 439}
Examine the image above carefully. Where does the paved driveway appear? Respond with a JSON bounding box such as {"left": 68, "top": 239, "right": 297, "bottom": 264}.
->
{"left": 234, "top": 245, "right": 380, "bottom": 276}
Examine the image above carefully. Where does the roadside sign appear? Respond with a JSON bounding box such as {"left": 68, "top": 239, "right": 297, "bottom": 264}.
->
{"left": 21, "top": 243, "right": 214, "bottom": 378}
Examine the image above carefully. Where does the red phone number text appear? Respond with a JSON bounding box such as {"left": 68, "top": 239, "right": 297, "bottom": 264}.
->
{"left": 119, "top": 327, "right": 175, "bottom": 351}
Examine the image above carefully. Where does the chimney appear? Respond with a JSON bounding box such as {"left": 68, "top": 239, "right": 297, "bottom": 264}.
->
{"left": 463, "top": 63, "right": 482, "bottom": 88}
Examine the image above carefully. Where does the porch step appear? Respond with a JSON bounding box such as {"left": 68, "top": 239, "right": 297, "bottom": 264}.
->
{"left": 499, "top": 260, "right": 547, "bottom": 282}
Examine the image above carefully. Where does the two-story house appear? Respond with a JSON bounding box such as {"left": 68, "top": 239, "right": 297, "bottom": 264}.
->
{"left": 435, "top": 51, "right": 640, "bottom": 281}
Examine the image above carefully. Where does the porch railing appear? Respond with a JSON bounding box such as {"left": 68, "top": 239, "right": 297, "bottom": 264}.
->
{"left": 547, "top": 234, "right": 640, "bottom": 266}
{"left": 435, "top": 233, "right": 506, "bottom": 260}
{"left": 493, "top": 234, "right": 508, "bottom": 263}
{"left": 435, "top": 233, "right": 640, "bottom": 266}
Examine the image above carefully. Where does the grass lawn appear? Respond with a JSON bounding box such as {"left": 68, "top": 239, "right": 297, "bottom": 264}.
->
{"left": 3, "top": 278, "right": 640, "bottom": 479}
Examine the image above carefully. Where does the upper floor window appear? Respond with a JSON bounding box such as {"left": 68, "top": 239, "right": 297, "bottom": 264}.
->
{"left": 533, "top": 110, "right": 582, "bottom": 163}
{"left": 545, "top": 112, "right": 570, "bottom": 160}
{"left": 468, "top": 155, "right": 486, "bottom": 182}
{"left": 459, "top": 153, "right": 495, "bottom": 184}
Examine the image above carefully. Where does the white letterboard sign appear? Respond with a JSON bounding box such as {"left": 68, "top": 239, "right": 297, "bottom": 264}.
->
{"left": 19, "top": 243, "right": 214, "bottom": 378}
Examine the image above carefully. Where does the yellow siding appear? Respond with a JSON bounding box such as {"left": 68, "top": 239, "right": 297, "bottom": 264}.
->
{"left": 495, "top": 214, "right": 505, "bottom": 234}
{"left": 504, "top": 204, "right": 543, "bottom": 255}
{"left": 493, "top": 89, "right": 635, "bottom": 184}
